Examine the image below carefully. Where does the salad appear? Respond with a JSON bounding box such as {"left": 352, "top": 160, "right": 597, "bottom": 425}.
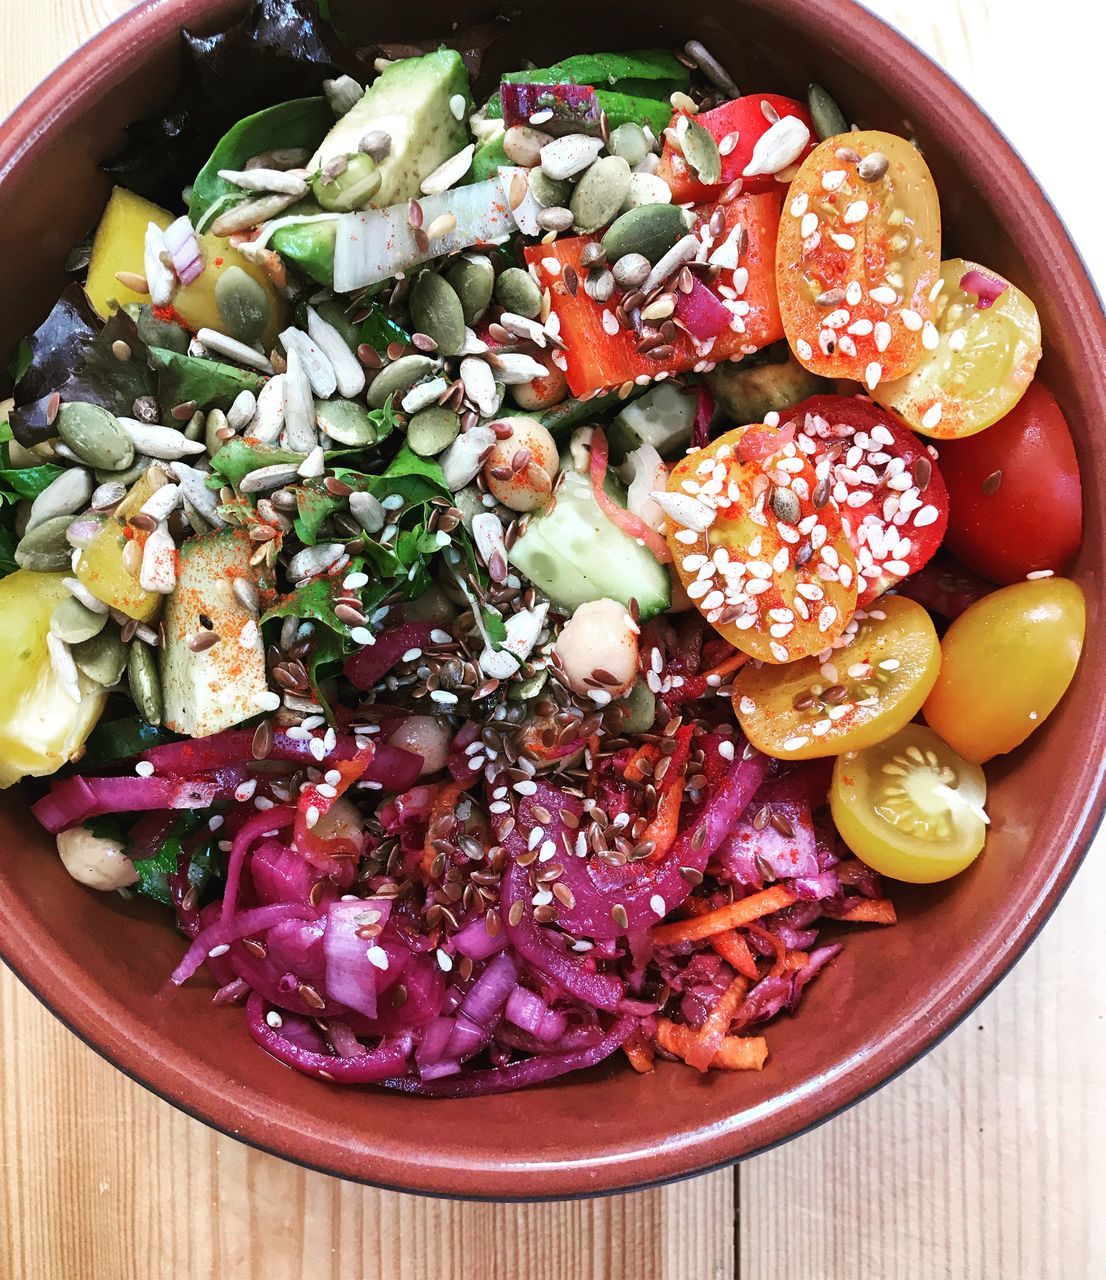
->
{"left": 0, "top": 1, "right": 1086, "bottom": 1097}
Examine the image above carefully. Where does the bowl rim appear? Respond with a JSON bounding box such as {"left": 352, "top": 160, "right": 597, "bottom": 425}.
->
{"left": 1, "top": 0, "right": 1104, "bottom": 1201}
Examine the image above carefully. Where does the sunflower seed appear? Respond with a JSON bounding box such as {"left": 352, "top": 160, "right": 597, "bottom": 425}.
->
{"left": 118, "top": 419, "right": 205, "bottom": 461}
{"left": 211, "top": 192, "right": 298, "bottom": 237}
{"left": 26, "top": 467, "right": 92, "bottom": 532}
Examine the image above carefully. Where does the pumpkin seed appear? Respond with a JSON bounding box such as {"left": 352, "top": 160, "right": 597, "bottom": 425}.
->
{"left": 214, "top": 267, "right": 271, "bottom": 343}
{"left": 407, "top": 406, "right": 461, "bottom": 457}
{"left": 494, "top": 268, "right": 542, "bottom": 320}
{"left": 128, "top": 641, "right": 163, "bottom": 726}
{"left": 136, "top": 306, "right": 189, "bottom": 354}
{"left": 26, "top": 467, "right": 92, "bottom": 533}
{"left": 617, "top": 677, "right": 656, "bottom": 735}
{"left": 681, "top": 118, "right": 722, "bottom": 185}
{"left": 621, "top": 172, "right": 673, "bottom": 212}
{"left": 72, "top": 627, "right": 128, "bottom": 686}
{"left": 14, "top": 515, "right": 74, "bottom": 571}
{"left": 366, "top": 355, "right": 437, "bottom": 409}
{"left": 205, "top": 408, "right": 230, "bottom": 458}
{"left": 570, "top": 156, "right": 631, "bottom": 233}
{"left": 602, "top": 203, "right": 686, "bottom": 264}
{"left": 445, "top": 255, "right": 495, "bottom": 325}
{"left": 315, "top": 398, "right": 380, "bottom": 446}
{"left": 409, "top": 272, "right": 465, "bottom": 357}
{"left": 57, "top": 402, "right": 134, "bottom": 472}
{"left": 807, "top": 83, "right": 848, "bottom": 141}
{"left": 95, "top": 455, "right": 151, "bottom": 487}
{"left": 608, "top": 123, "right": 650, "bottom": 167}
{"left": 527, "top": 170, "right": 572, "bottom": 210}
{"left": 50, "top": 596, "right": 107, "bottom": 645}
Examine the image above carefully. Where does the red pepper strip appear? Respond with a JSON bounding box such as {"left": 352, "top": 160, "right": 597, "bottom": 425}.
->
{"left": 683, "top": 975, "right": 751, "bottom": 1072}
{"left": 662, "top": 648, "right": 750, "bottom": 707}
{"left": 420, "top": 777, "right": 474, "bottom": 879}
{"left": 711, "top": 929, "right": 761, "bottom": 981}
{"left": 589, "top": 428, "right": 672, "bottom": 564}
{"left": 294, "top": 747, "right": 374, "bottom": 865}
{"left": 624, "top": 742, "right": 661, "bottom": 783}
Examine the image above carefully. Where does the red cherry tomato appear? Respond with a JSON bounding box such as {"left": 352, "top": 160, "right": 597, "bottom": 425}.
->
{"left": 937, "top": 382, "right": 1082, "bottom": 584}
{"left": 658, "top": 94, "right": 816, "bottom": 202}
{"left": 780, "top": 395, "right": 949, "bottom": 605}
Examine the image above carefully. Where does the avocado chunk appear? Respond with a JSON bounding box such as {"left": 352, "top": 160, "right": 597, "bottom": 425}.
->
{"left": 159, "top": 529, "right": 269, "bottom": 738}
{"left": 608, "top": 382, "right": 696, "bottom": 460}
{"left": 509, "top": 469, "right": 670, "bottom": 620}
{"left": 271, "top": 219, "right": 337, "bottom": 287}
{"left": 311, "top": 50, "right": 472, "bottom": 208}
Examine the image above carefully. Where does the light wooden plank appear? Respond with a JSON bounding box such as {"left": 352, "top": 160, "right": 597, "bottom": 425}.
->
{"left": 740, "top": 2, "right": 1106, "bottom": 1277}
{"left": 0, "top": 4, "right": 732, "bottom": 1278}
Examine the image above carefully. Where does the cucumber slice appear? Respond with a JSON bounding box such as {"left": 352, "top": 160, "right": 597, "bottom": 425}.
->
{"left": 509, "top": 469, "right": 669, "bottom": 619}
{"left": 608, "top": 382, "right": 696, "bottom": 459}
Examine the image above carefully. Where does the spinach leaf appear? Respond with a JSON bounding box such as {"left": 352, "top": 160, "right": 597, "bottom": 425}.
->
{"left": 189, "top": 96, "right": 333, "bottom": 229}
{"left": 500, "top": 50, "right": 690, "bottom": 87}
{"left": 357, "top": 303, "right": 411, "bottom": 354}
{"left": 0, "top": 527, "right": 16, "bottom": 578}
{"left": 0, "top": 461, "right": 64, "bottom": 503}
{"left": 149, "top": 347, "right": 265, "bottom": 415}
{"left": 80, "top": 716, "right": 173, "bottom": 770}
{"left": 210, "top": 436, "right": 366, "bottom": 491}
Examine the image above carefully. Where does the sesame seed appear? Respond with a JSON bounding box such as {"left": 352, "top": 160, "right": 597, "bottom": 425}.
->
{"left": 135, "top": 760, "right": 155, "bottom": 777}
{"left": 436, "top": 948, "right": 453, "bottom": 972}
{"left": 1026, "top": 569, "right": 1055, "bottom": 580}
{"left": 649, "top": 894, "right": 667, "bottom": 917}
{"left": 783, "top": 735, "right": 810, "bottom": 751}
{"left": 920, "top": 403, "right": 943, "bottom": 430}
{"left": 208, "top": 944, "right": 230, "bottom": 958}
{"left": 266, "top": 1011, "right": 284, "bottom": 1029}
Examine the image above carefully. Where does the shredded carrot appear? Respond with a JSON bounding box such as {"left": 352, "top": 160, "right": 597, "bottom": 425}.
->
{"left": 711, "top": 929, "right": 761, "bottom": 981}
{"left": 652, "top": 885, "right": 797, "bottom": 947}
{"left": 622, "top": 1030, "right": 656, "bottom": 1074}
{"left": 419, "top": 778, "right": 472, "bottom": 879}
{"left": 697, "top": 648, "right": 750, "bottom": 684}
{"left": 838, "top": 897, "right": 898, "bottom": 925}
{"left": 639, "top": 727, "right": 692, "bottom": 858}
{"left": 624, "top": 742, "right": 661, "bottom": 783}
{"left": 655, "top": 1019, "right": 768, "bottom": 1071}
{"left": 684, "top": 975, "right": 750, "bottom": 1072}
{"left": 746, "top": 921, "right": 788, "bottom": 976}
{"left": 781, "top": 949, "right": 810, "bottom": 972}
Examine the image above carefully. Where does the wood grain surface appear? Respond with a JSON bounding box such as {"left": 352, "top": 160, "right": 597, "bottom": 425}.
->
{"left": 0, "top": 2, "right": 1101, "bottom": 1278}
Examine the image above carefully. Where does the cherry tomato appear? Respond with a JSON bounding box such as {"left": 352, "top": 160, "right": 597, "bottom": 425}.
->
{"left": 937, "top": 382, "right": 1082, "bottom": 583}
{"left": 923, "top": 577, "right": 1085, "bottom": 763}
{"left": 782, "top": 394, "right": 948, "bottom": 603}
{"left": 894, "top": 551, "right": 994, "bottom": 620}
{"left": 777, "top": 131, "right": 940, "bottom": 388}
{"left": 665, "top": 423, "right": 858, "bottom": 663}
{"left": 734, "top": 595, "right": 940, "bottom": 759}
{"left": 831, "top": 724, "right": 989, "bottom": 883}
{"left": 873, "top": 258, "right": 1041, "bottom": 438}
{"left": 658, "top": 94, "right": 816, "bottom": 202}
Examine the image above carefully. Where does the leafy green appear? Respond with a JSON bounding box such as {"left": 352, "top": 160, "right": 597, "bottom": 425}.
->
{"left": 150, "top": 347, "right": 265, "bottom": 416}
{"left": 210, "top": 438, "right": 302, "bottom": 488}
{"left": 500, "top": 50, "right": 689, "bottom": 88}
{"left": 0, "top": 461, "right": 65, "bottom": 505}
{"left": 483, "top": 609, "right": 507, "bottom": 647}
{"left": 11, "top": 288, "right": 154, "bottom": 442}
{"left": 0, "top": 527, "right": 17, "bottom": 578}
{"left": 130, "top": 814, "right": 220, "bottom": 908}
{"left": 104, "top": 0, "right": 356, "bottom": 208}
{"left": 7, "top": 340, "right": 32, "bottom": 385}
{"left": 189, "top": 96, "right": 333, "bottom": 229}
{"left": 357, "top": 303, "right": 411, "bottom": 354}
{"left": 80, "top": 716, "right": 173, "bottom": 771}
{"left": 261, "top": 558, "right": 359, "bottom": 712}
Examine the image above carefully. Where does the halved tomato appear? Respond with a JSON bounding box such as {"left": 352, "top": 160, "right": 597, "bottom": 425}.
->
{"left": 781, "top": 394, "right": 949, "bottom": 604}
{"left": 664, "top": 422, "right": 858, "bottom": 663}
{"left": 873, "top": 258, "right": 1042, "bottom": 438}
{"left": 777, "top": 131, "right": 941, "bottom": 388}
{"left": 658, "top": 94, "right": 816, "bottom": 203}
{"left": 734, "top": 595, "right": 940, "bottom": 759}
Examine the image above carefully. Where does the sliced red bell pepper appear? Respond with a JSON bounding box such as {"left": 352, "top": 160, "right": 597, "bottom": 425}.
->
{"left": 526, "top": 191, "right": 783, "bottom": 398}
{"left": 658, "top": 94, "right": 816, "bottom": 203}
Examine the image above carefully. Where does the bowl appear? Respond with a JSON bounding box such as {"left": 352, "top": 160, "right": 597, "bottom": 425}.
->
{"left": 0, "top": 0, "right": 1103, "bottom": 1200}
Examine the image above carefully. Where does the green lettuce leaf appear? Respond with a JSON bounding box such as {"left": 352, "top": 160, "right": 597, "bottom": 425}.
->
{"left": 150, "top": 347, "right": 265, "bottom": 416}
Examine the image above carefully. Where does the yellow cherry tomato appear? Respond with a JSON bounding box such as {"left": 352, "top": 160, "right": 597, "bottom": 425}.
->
{"left": 734, "top": 595, "right": 940, "bottom": 759}
{"left": 665, "top": 423, "right": 858, "bottom": 663}
{"left": 830, "top": 724, "right": 988, "bottom": 883}
{"left": 923, "top": 577, "right": 1084, "bottom": 763}
{"left": 873, "top": 258, "right": 1041, "bottom": 438}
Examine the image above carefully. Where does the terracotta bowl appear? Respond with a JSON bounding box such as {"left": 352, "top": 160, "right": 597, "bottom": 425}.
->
{"left": 0, "top": 0, "right": 1103, "bottom": 1200}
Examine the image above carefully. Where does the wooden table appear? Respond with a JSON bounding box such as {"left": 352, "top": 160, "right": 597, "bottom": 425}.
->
{"left": 1, "top": 3, "right": 1102, "bottom": 1276}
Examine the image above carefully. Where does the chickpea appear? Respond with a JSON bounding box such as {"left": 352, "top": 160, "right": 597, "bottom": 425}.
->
{"left": 509, "top": 353, "right": 569, "bottom": 412}
{"left": 481, "top": 416, "right": 559, "bottom": 512}
{"left": 312, "top": 795, "right": 365, "bottom": 854}
{"left": 554, "top": 598, "right": 639, "bottom": 699}
{"left": 57, "top": 825, "right": 139, "bottom": 892}
{"left": 388, "top": 715, "right": 453, "bottom": 776}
